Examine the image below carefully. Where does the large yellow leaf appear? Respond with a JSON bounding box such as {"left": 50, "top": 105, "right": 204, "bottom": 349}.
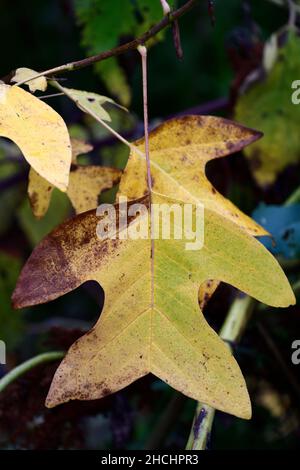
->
{"left": 12, "top": 193, "right": 294, "bottom": 419}
{"left": 118, "top": 116, "right": 267, "bottom": 236}
{"left": 0, "top": 84, "right": 71, "bottom": 191}
{"left": 119, "top": 115, "right": 267, "bottom": 308}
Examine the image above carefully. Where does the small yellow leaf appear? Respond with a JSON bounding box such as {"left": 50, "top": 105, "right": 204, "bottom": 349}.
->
{"left": 28, "top": 139, "right": 122, "bottom": 217}
{"left": 0, "top": 84, "right": 71, "bottom": 191}
{"left": 28, "top": 169, "right": 53, "bottom": 219}
{"left": 11, "top": 67, "right": 47, "bottom": 93}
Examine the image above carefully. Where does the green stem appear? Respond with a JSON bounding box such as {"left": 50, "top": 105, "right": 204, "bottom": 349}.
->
{"left": 284, "top": 185, "right": 300, "bottom": 205}
{"left": 186, "top": 404, "right": 215, "bottom": 450}
{"left": 0, "top": 351, "right": 64, "bottom": 394}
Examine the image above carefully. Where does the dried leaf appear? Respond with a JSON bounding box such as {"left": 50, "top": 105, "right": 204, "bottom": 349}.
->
{"left": 70, "top": 138, "right": 93, "bottom": 164}
{"left": 29, "top": 166, "right": 121, "bottom": 218}
{"left": 28, "top": 139, "right": 122, "bottom": 217}
{"left": 0, "top": 84, "right": 71, "bottom": 191}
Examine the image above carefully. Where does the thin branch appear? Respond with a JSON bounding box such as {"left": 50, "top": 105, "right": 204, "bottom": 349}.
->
{"left": 266, "top": 0, "right": 300, "bottom": 12}
{"left": 186, "top": 404, "right": 215, "bottom": 450}
{"left": 14, "top": 0, "right": 199, "bottom": 88}
{"left": 50, "top": 80, "right": 144, "bottom": 158}
{"left": 39, "top": 92, "right": 65, "bottom": 100}
{"left": 137, "top": 46, "right": 152, "bottom": 193}
{"left": 0, "top": 352, "right": 64, "bottom": 393}
{"left": 287, "top": 0, "right": 298, "bottom": 27}
{"left": 138, "top": 45, "right": 155, "bottom": 309}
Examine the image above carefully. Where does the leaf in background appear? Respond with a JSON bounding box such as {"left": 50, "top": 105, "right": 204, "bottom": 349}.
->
{"left": 28, "top": 139, "right": 122, "bottom": 218}
{"left": 62, "top": 87, "right": 127, "bottom": 122}
{"left": 74, "top": 0, "right": 175, "bottom": 105}
{"left": 235, "top": 32, "right": 300, "bottom": 186}
{"left": 0, "top": 84, "right": 71, "bottom": 191}
{"left": 119, "top": 115, "right": 266, "bottom": 236}
{"left": 11, "top": 67, "right": 47, "bottom": 93}
{"left": 70, "top": 138, "right": 93, "bottom": 163}
{"left": 253, "top": 203, "right": 300, "bottom": 259}
{"left": 13, "top": 199, "right": 294, "bottom": 418}
{"left": 95, "top": 60, "right": 131, "bottom": 108}
{"left": 0, "top": 252, "right": 23, "bottom": 349}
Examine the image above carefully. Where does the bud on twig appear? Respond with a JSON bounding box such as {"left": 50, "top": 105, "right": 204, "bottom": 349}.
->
{"left": 160, "top": 0, "right": 171, "bottom": 16}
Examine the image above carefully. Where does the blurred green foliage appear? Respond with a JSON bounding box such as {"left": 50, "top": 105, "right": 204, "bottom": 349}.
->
{"left": 0, "top": 252, "right": 23, "bottom": 349}
{"left": 75, "top": 0, "right": 176, "bottom": 105}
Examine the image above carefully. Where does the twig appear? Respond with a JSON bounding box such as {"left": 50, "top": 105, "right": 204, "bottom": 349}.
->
{"left": 39, "top": 92, "right": 65, "bottom": 100}
{"left": 0, "top": 351, "right": 64, "bottom": 393}
{"left": 13, "top": 0, "right": 199, "bottom": 88}
{"left": 50, "top": 80, "right": 144, "bottom": 158}
{"left": 284, "top": 185, "right": 300, "bottom": 205}
{"left": 138, "top": 45, "right": 155, "bottom": 310}
{"left": 186, "top": 404, "right": 215, "bottom": 450}
{"left": 172, "top": 20, "right": 184, "bottom": 60}
{"left": 266, "top": 0, "right": 300, "bottom": 12}
{"left": 287, "top": 0, "right": 298, "bottom": 27}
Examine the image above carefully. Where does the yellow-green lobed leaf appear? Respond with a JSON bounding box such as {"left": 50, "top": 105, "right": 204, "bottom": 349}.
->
{"left": 12, "top": 193, "right": 295, "bottom": 419}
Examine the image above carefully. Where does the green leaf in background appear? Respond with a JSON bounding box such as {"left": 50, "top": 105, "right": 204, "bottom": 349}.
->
{"left": 0, "top": 252, "right": 23, "bottom": 349}
{"left": 235, "top": 31, "right": 300, "bottom": 186}
{"left": 75, "top": 0, "right": 175, "bottom": 106}
{"left": 18, "top": 188, "right": 72, "bottom": 247}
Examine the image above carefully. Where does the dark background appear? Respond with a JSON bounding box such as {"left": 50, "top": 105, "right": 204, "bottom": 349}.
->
{"left": 0, "top": 0, "right": 300, "bottom": 450}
